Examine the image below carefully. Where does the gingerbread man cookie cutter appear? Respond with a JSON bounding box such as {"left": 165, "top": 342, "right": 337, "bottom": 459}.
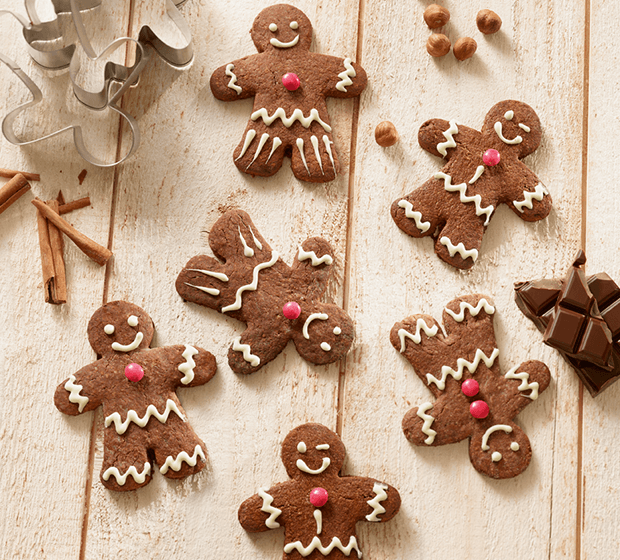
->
{"left": 238, "top": 423, "right": 401, "bottom": 559}
{"left": 391, "top": 100, "right": 552, "bottom": 270}
{"left": 391, "top": 295, "right": 551, "bottom": 479}
{"left": 176, "top": 209, "right": 354, "bottom": 374}
{"left": 54, "top": 301, "right": 217, "bottom": 491}
{"left": 0, "top": 0, "right": 192, "bottom": 166}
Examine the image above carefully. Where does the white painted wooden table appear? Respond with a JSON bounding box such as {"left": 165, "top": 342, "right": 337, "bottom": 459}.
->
{"left": 1, "top": 0, "right": 617, "bottom": 558}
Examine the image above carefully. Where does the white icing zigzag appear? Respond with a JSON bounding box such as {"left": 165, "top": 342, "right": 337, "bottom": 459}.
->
{"left": 336, "top": 58, "right": 356, "bottom": 92}
{"left": 437, "top": 121, "right": 458, "bottom": 157}
{"left": 225, "top": 63, "right": 242, "bottom": 94}
{"left": 439, "top": 236, "right": 479, "bottom": 262}
{"left": 298, "top": 247, "right": 333, "bottom": 266}
{"left": 64, "top": 374, "right": 89, "bottom": 413}
{"left": 284, "top": 536, "right": 362, "bottom": 558}
{"left": 444, "top": 299, "right": 495, "bottom": 322}
{"left": 159, "top": 444, "right": 206, "bottom": 474}
{"left": 397, "top": 319, "right": 438, "bottom": 352}
{"left": 178, "top": 345, "right": 199, "bottom": 385}
{"left": 505, "top": 366, "right": 539, "bottom": 400}
{"left": 232, "top": 337, "right": 260, "bottom": 367}
{"left": 513, "top": 183, "right": 548, "bottom": 213}
{"left": 102, "top": 462, "right": 151, "bottom": 486}
{"left": 426, "top": 348, "right": 500, "bottom": 390}
{"left": 435, "top": 172, "right": 494, "bottom": 225}
{"left": 104, "top": 399, "right": 186, "bottom": 435}
{"left": 366, "top": 482, "right": 389, "bottom": 521}
{"left": 251, "top": 107, "right": 332, "bottom": 133}
{"left": 416, "top": 402, "right": 437, "bottom": 445}
{"left": 222, "top": 251, "right": 279, "bottom": 313}
{"left": 258, "top": 488, "right": 282, "bottom": 528}
{"left": 397, "top": 200, "right": 431, "bottom": 233}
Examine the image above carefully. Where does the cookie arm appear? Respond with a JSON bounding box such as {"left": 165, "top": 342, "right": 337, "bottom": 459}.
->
{"left": 500, "top": 162, "right": 552, "bottom": 222}
{"left": 319, "top": 54, "right": 367, "bottom": 98}
{"left": 54, "top": 363, "right": 102, "bottom": 416}
{"left": 238, "top": 484, "right": 287, "bottom": 532}
{"left": 210, "top": 56, "right": 259, "bottom": 101}
{"left": 498, "top": 360, "right": 551, "bottom": 418}
{"left": 154, "top": 345, "right": 217, "bottom": 388}
{"left": 418, "top": 120, "right": 480, "bottom": 160}
{"left": 361, "top": 479, "right": 401, "bottom": 523}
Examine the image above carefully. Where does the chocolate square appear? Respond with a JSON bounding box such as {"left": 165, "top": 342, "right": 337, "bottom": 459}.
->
{"left": 544, "top": 307, "right": 585, "bottom": 354}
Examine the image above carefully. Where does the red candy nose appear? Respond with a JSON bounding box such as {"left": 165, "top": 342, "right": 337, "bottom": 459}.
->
{"left": 283, "top": 301, "right": 301, "bottom": 320}
{"left": 125, "top": 363, "right": 144, "bottom": 382}
{"left": 309, "top": 487, "right": 329, "bottom": 507}
{"left": 282, "top": 73, "right": 301, "bottom": 91}
{"left": 470, "top": 400, "right": 489, "bottom": 419}
{"left": 483, "top": 149, "right": 501, "bottom": 166}
{"left": 461, "top": 379, "right": 480, "bottom": 397}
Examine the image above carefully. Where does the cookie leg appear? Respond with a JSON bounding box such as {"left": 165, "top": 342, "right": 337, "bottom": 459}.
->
{"left": 290, "top": 133, "right": 338, "bottom": 183}
{"left": 100, "top": 434, "right": 152, "bottom": 492}
{"left": 434, "top": 218, "right": 484, "bottom": 270}
{"left": 152, "top": 416, "right": 207, "bottom": 480}
{"left": 233, "top": 125, "right": 286, "bottom": 178}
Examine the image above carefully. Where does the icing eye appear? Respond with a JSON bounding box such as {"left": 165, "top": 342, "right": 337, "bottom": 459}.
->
{"left": 269, "top": 23, "right": 278, "bottom": 32}
{"left": 333, "top": 327, "right": 341, "bottom": 335}
{"left": 290, "top": 21, "right": 298, "bottom": 29}
{"left": 297, "top": 441, "right": 307, "bottom": 453}
{"left": 316, "top": 444, "right": 329, "bottom": 450}
{"left": 127, "top": 315, "right": 139, "bottom": 327}
{"left": 511, "top": 442, "right": 520, "bottom": 451}
{"left": 320, "top": 342, "right": 331, "bottom": 351}
{"left": 104, "top": 324, "right": 115, "bottom": 335}
{"left": 504, "top": 110, "right": 514, "bottom": 121}
{"left": 519, "top": 123, "right": 531, "bottom": 133}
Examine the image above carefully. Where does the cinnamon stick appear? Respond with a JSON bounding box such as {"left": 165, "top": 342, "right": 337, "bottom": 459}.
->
{"left": 0, "top": 174, "right": 30, "bottom": 212}
{"left": 35, "top": 204, "right": 57, "bottom": 303}
{"left": 46, "top": 200, "right": 67, "bottom": 304}
{"left": 0, "top": 168, "right": 40, "bottom": 182}
{"left": 31, "top": 198, "right": 112, "bottom": 266}
{"left": 59, "top": 196, "right": 91, "bottom": 215}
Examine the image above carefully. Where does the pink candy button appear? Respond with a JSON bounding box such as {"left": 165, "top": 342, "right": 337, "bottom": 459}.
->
{"left": 309, "top": 487, "right": 329, "bottom": 507}
{"left": 283, "top": 301, "right": 301, "bottom": 320}
{"left": 461, "top": 379, "right": 480, "bottom": 397}
{"left": 282, "top": 72, "right": 301, "bottom": 91}
{"left": 483, "top": 149, "right": 501, "bottom": 166}
{"left": 470, "top": 400, "right": 489, "bottom": 419}
{"left": 125, "top": 363, "right": 144, "bottom": 382}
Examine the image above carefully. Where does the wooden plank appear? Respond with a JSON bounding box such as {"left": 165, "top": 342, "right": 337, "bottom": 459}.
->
{"left": 582, "top": 0, "right": 620, "bottom": 557}
{"left": 81, "top": 1, "right": 361, "bottom": 558}
{"left": 343, "top": 0, "right": 585, "bottom": 558}
{"left": 0, "top": 2, "right": 128, "bottom": 558}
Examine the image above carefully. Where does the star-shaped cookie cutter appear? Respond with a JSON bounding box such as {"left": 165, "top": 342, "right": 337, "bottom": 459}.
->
{"left": 0, "top": 0, "right": 193, "bottom": 166}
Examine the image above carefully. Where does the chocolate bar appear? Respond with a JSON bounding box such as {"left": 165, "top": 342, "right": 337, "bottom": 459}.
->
{"left": 515, "top": 250, "right": 620, "bottom": 397}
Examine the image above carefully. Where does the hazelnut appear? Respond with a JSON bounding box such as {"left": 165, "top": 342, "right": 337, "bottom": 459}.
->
{"left": 375, "top": 121, "right": 399, "bottom": 147}
{"left": 453, "top": 37, "right": 477, "bottom": 61}
{"left": 423, "top": 4, "right": 450, "bottom": 29}
{"left": 476, "top": 9, "right": 502, "bottom": 34}
{"left": 426, "top": 34, "right": 451, "bottom": 57}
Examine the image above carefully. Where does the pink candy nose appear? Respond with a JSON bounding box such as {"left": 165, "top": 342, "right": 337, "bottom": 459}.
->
{"left": 483, "top": 149, "right": 501, "bottom": 166}
{"left": 125, "top": 363, "right": 144, "bottom": 382}
{"left": 282, "top": 73, "right": 301, "bottom": 91}
{"left": 309, "top": 487, "right": 329, "bottom": 507}
{"left": 283, "top": 301, "right": 301, "bottom": 320}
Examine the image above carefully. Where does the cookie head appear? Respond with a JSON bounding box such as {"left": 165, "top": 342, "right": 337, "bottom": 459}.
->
{"left": 294, "top": 307, "right": 354, "bottom": 365}
{"left": 87, "top": 301, "right": 154, "bottom": 357}
{"left": 482, "top": 100, "right": 542, "bottom": 158}
{"left": 281, "top": 423, "right": 346, "bottom": 479}
{"left": 251, "top": 4, "right": 312, "bottom": 53}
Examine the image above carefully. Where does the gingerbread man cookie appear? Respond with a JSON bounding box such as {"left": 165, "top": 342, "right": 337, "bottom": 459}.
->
{"left": 176, "top": 210, "right": 354, "bottom": 374}
{"left": 238, "top": 423, "right": 400, "bottom": 559}
{"left": 210, "top": 4, "right": 367, "bottom": 183}
{"left": 391, "top": 100, "right": 551, "bottom": 270}
{"left": 54, "top": 301, "right": 216, "bottom": 491}
{"left": 390, "top": 295, "right": 551, "bottom": 478}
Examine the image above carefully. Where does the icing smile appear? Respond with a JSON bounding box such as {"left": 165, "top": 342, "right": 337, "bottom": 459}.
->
{"left": 271, "top": 35, "right": 299, "bottom": 48}
{"left": 112, "top": 331, "right": 144, "bottom": 352}
{"left": 296, "top": 457, "right": 331, "bottom": 474}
